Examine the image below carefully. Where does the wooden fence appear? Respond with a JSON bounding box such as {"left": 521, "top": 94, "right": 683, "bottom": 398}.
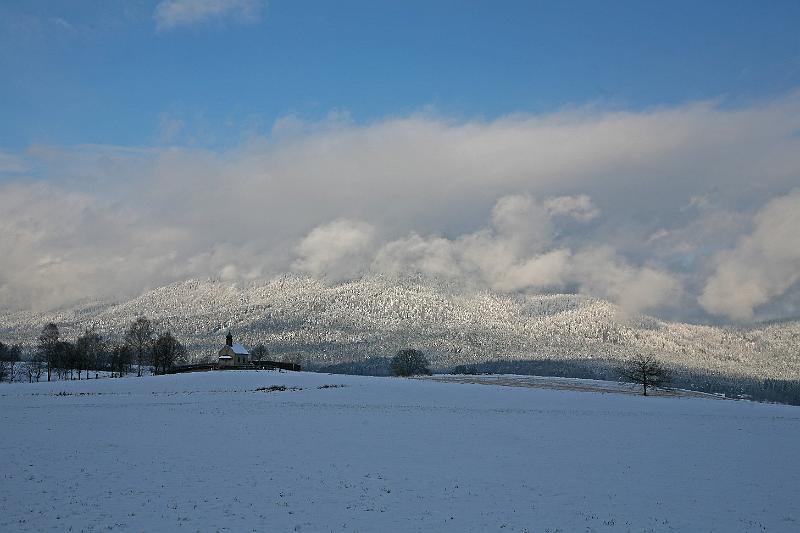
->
{"left": 167, "top": 360, "right": 301, "bottom": 374}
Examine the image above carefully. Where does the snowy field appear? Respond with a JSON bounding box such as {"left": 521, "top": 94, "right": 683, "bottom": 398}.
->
{"left": 420, "top": 374, "right": 723, "bottom": 398}
{"left": 1, "top": 371, "right": 799, "bottom": 532}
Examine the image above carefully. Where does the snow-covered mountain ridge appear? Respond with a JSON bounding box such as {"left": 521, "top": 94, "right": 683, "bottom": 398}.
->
{"left": 1, "top": 275, "right": 798, "bottom": 380}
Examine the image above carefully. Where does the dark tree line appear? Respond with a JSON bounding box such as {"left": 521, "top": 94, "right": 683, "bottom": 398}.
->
{"left": 0, "top": 317, "right": 187, "bottom": 383}
{"left": 317, "top": 350, "right": 431, "bottom": 377}
{"left": 0, "top": 341, "right": 22, "bottom": 382}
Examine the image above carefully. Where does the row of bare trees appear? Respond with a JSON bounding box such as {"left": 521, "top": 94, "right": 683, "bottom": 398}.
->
{"left": 0, "top": 342, "right": 22, "bottom": 382}
{"left": 0, "top": 317, "right": 187, "bottom": 383}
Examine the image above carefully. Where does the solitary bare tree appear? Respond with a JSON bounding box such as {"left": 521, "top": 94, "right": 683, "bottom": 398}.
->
{"left": 620, "top": 354, "right": 669, "bottom": 396}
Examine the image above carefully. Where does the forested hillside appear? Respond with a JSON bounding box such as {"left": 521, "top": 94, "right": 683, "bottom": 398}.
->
{"left": 1, "top": 276, "right": 797, "bottom": 381}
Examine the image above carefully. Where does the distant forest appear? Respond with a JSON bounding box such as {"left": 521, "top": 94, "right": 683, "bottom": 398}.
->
{"left": 4, "top": 321, "right": 799, "bottom": 405}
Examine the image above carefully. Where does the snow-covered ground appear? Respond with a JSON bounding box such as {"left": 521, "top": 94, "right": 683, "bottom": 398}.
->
{"left": 420, "top": 374, "right": 724, "bottom": 398}
{"left": 1, "top": 371, "right": 798, "bottom": 532}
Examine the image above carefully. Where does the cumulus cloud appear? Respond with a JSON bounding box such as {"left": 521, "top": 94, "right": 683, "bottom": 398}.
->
{"left": 293, "top": 220, "right": 376, "bottom": 281}
{"left": 570, "top": 247, "right": 682, "bottom": 314}
{"left": 368, "top": 194, "right": 576, "bottom": 294}
{"left": 699, "top": 189, "right": 800, "bottom": 320}
{"left": 1, "top": 95, "right": 800, "bottom": 320}
{"left": 360, "top": 194, "right": 677, "bottom": 314}
{"left": 154, "top": 0, "right": 264, "bottom": 31}
{"left": 0, "top": 182, "right": 177, "bottom": 310}
{"left": 544, "top": 194, "right": 600, "bottom": 222}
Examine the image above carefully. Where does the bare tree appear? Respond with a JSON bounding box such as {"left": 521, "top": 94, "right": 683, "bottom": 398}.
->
{"left": 0, "top": 342, "right": 8, "bottom": 382}
{"left": 620, "top": 354, "right": 670, "bottom": 396}
{"left": 24, "top": 355, "right": 44, "bottom": 383}
{"left": 3, "top": 343, "right": 22, "bottom": 382}
{"left": 151, "top": 331, "right": 186, "bottom": 375}
{"left": 10, "top": 345, "right": 22, "bottom": 382}
{"left": 53, "top": 341, "right": 76, "bottom": 380}
{"left": 38, "top": 323, "right": 60, "bottom": 382}
{"left": 251, "top": 343, "right": 269, "bottom": 361}
{"left": 110, "top": 343, "right": 132, "bottom": 377}
{"left": 281, "top": 352, "right": 302, "bottom": 365}
{"left": 124, "top": 317, "right": 154, "bottom": 377}
{"left": 76, "top": 329, "right": 104, "bottom": 380}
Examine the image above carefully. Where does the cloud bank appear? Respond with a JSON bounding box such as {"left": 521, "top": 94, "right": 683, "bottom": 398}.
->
{"left": 1, "top": 96, "right": 800, "bottom": 321}
{"left": 700, "top": 189, "right": 800, "bottom": 320}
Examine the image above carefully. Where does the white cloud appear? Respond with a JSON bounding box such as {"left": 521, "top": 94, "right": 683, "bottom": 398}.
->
{"left": 699, "top": 189, "right": 800, "bottom": 320}
{"left": 2, "top": 95, "right": 800, "bottom": 320}
{"left": 364, "top": 195, "right": 675, "bottom": 313}
{"left": 570, "top": 247, "right": 682, "bottom": 315}
{"left": 489, "top": 194, "right": 554, "bottom": 253}
{"left": 369, "top": 195, "right": 583, "bottom": 293}
{"left": 544, "top": 194, "right": 599, "bottom": 222}
{"left": 154, "top": 0, "right": 264, "bottom": 31}
{"left": 372, "top": 235, "right": 462, "bottom": 280}
{"left": 293, "top": 220, "right": 376, "bottom": 281}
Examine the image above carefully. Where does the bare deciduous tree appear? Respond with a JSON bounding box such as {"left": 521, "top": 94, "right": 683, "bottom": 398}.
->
{"left": 110, "top": 343, "right": 132, "bottom": 377}
{"left": 76, "top": 329, "right": 104, "bottom": 380}
{"left": 620, "top": 354, "right": 670, "bottom": 396}
{"left": 4, "top": 343, "right": 22, "bottom": 382}
{"left": 281, "top": 352, "right": 303, "bottom": 366}
{"left": 53, "top": 341, "right": 76, "bottom": 380}
{"left": 0, "top": 342, "right": 9, "bottom": 382}
{"left": 151, "top": 331, "right": 186, "bottom": 375}
{"left": 38, "top": 323, "right": 59, "bottom": 382}
{"left": 25, "top": 355, "right": 44, "bottom": 383}
{"left": 251, "top": 343, "right": 269, "bottom": 361}
{"left": 124, "top": 317, "right": 154, "bottom": 377}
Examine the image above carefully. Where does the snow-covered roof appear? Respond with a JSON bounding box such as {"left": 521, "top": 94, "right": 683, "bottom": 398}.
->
{"left": 231, "top": 343, "right": 249, "bottom": 355}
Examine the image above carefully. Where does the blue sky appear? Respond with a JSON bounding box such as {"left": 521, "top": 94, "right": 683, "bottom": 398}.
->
{"left": 2, "top": 0, "right": 799, "bottom": 149}
{"left": 1, "top": 1, "right": 799, "bottom": 321}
